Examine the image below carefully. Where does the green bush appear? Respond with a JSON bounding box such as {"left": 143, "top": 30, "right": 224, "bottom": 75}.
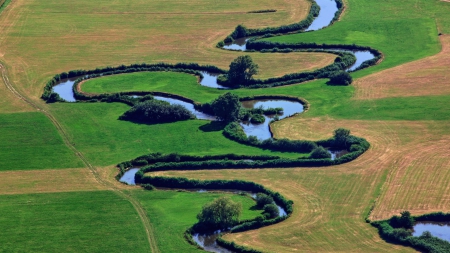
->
{"left": 255, "top": 193, "right": 274, "bottom": 208}
{"left": 250, "top": 114, "right": 265, "bottom": 124}
{"left": 309, "top": 146, "right": 331, "bottom": 159}
{"left": 263, "top": 204, "right": 279, "bottom": 219}
{"left": 329, "top": 71, "right": 353, "bottom": 86}
{"left": 119, "top": 100, "right": 194, "bottom": 124}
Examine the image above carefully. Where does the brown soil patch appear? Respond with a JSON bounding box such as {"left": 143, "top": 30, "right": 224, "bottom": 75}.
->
{"left": 152, "top": 116, "right": 450, "bottom": 252}
{"left": 0, "top": 168, "right": 107, "bottom": 195}
{"left": 354, "top": 35, "right": 450, "bottom": 100}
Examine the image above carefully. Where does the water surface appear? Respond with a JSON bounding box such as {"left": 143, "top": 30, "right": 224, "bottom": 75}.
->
{"left": 200, "top": 72, "right": 230, "bottom": 89}
{"left": 240, "top": 99, "right": 304, "bottom": 140}
{"left": 119, "top": 168, "right": 140, "bottom": 185}
{"left": 223, "top": 37, "right": 249, "bottom": 51}
{"left": 305, "top": 0, "right": 339, "bottom": 31}
{"left": 413, "top": 222, "right": 450, "bottom": 242}
{"left": 52, "top": 78, "right": 78, "bottom": 102}
{"left": 153, "top": 96, "right": 216, "bottom": 120}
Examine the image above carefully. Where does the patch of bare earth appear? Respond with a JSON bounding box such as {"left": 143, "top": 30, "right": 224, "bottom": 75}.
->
{"left": 354, "top": 35, "right": 450, "bottom": 100}
{"left": 151, "top": 116, "right": 450, "bottom": 252}
{"left": 0, "top": 168, "right": 107, "bottom": 195}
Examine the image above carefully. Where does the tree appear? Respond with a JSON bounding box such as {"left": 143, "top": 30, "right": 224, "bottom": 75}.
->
{"left": 334, "top": 128, "right": 350, "bottom": 148}
{"left": 310, "top": 146, "right": 331, "bottom": 159}
{"left": 196, "top": 196, "right": 242, "bottom": 230}
{"left": 211, "top": 92, "right": 241, "bottom": 122}
{"left": 227, "top": 55, "right": 259, "bottom": 86}
{"left": 263, "top": 204, "right": 280, "bottom": 219}
{"left": 329, "top": 71, "right": 353, "bottom": 85}
{"left": 255, "top": 193, "right": 274, "bottom": 208}
{"left": 399, "top": 211, "right": 414, "bottom": 228}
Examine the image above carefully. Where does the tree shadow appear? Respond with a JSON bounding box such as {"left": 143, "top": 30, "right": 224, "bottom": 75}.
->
{"left": 199, "top": 121, "right": 226, "bottom": 132}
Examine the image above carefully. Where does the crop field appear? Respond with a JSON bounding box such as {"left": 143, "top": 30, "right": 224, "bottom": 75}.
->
{"left": 1, "top": 0, "right": 450, "bottom": 252}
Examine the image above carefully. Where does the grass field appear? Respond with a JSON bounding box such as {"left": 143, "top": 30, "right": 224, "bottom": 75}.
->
{"left": 50, "top": 102, "right": 302, "bottom": 167}
{"left": 0, "top": 191, "right": 151, "bottom": 252}
{"left": 1, "top": 0, "right": 450, "bottom": 252}
{"left": 0, "top": 112, "right": 84, "bottom": 170}
{"left": 131, "top": 190, "right": 263, "bottom": 253}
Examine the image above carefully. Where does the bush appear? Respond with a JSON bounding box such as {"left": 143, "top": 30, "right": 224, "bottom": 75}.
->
{"left": 263, "top": 204, "right": 279, "bottom": 219}
{"left": 329, "top": 71, "right": 353, "bottom": 85}
{"left": 250, "top": 114, "right": 265, "bottom": 124}
{"left": 196, "top": 196, "right": 242, "bottom": 231}
{"left": 256, "top": 193, "right": 274, "bottom": 208}
{"left": 310, "top": 146, "right": 331, "bottom": 159}
{"left": 119, "top": 100, "right": 194, "bottom": 124}
{"left": 211, "top": 92, "right": 241, "bottom": 122}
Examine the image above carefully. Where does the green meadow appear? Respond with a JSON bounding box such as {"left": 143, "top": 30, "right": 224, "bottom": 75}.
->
{"left": 0, "top": 112, "right": 83, "bottom": 170}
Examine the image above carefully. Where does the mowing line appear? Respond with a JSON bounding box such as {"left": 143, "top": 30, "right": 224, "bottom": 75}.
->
{"left": 0, "top": 62, "right": 160, "bottom": 253}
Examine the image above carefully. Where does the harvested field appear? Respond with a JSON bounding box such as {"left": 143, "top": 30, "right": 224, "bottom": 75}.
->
{"left": 154, "top": 116, "right": 450, "bottom": 252}
{"left": 354, "top": 35, "right": 450, "bottom": 100}
{"left": 0, "top": 0, "right": 317, "bottom": 103}
{"left": 0, "top": 168, "right": 107, "bottom": 195}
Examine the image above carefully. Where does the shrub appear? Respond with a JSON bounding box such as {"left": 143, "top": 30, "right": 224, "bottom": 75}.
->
{"left": 250, "top": 114, "right": 265, "bottom": 124}
{"left": 196, "top": 196, "right": 242, "bottom": 231}
{"left": 310, "top": 146, "right": 331, "bottom": 159}
{"left": 263, "top": 204, "right": 279, "bottom": 219}
{"left": 119, "top": 100, "right": 194, "bottom": 124}
{"left": 329, "top": 71, "right": 353, "bottom": 85}
{"left": 256, "top": 193, "right": 274, "bottom": 208}
{"left": 211, "top": 93, "right": 241, "bottom": 122}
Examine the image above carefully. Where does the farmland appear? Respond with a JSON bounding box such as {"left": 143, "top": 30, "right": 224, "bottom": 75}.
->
{"left": 0, "top": 0, "right": 450, "bottom": 252}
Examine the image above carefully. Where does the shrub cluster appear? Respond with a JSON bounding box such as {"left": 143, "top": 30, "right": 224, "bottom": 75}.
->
{"left": 372, "top": 212, "right": 450, "bottom": 253}
{"left": 119, "top": 99, "right": 194, "bottom": 124}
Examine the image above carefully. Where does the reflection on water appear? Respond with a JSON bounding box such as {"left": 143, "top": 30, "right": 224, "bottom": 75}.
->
{"left": 153, "top": 96, "right": 216, "bottom": 120}
{"left": 413, "top": 222, "right": 450, "bottom": 242}
{"left": 223, "top": 37, "right": 249, "bottom": 51}
{"left": 200, "top": 72, "right": 230, "bottom": 89}
{"left": 240, "top": 99, "right": 304, "bottom": 140}
{"left": 52, "top": 78, "right": 78, "bottom": 102}
{"left": 119, "top": 168, "right": 140, "bottom": 185}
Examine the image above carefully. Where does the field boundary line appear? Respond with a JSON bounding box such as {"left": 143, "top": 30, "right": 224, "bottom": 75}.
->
{"left": 0, "top": 62, "right": 159, "bottom": 253}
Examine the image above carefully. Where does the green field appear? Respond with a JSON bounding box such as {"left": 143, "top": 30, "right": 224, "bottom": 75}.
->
{"left": 0, "top": 190, "right": 262, "bottom": 253}
{"left": 50, "top": 102, "right": 302, "bottom": 166}
{"left": 132, "top": 190, "right": 262, "bottom": 252}
{"left": 1, "top": 0, "right": 450, "bottom": 252}
{"left": 0, "top": 191, "right": 150, "bottom": 252}
{"left": 0, "top": 112, "right": 84, "bottom": 170}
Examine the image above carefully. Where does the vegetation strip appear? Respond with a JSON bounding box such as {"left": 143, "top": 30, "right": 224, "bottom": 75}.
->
{"left": 372, "top": 212, "right": 450, "bottom": 253}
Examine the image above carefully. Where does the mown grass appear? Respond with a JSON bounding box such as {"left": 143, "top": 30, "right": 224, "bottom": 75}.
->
{"left": 0, "top": 112, "right": 84, "bottom": 170}
{"left": 49, "top": 102, "right": 302, "bottom": 167}
{"left": 131, "top": 190, "right": 262, "bottom": 253}
{"left": 0, "top": 191, "right": 150, "bottom": 252}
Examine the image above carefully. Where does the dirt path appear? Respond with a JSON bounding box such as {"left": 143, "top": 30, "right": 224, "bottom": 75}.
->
{"left": 0, "top": 62, "right": 160, "bottom": 253}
